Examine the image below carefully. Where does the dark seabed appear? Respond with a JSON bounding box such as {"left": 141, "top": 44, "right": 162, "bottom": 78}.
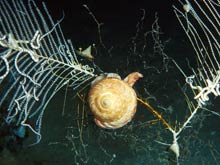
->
{"left": 0, "top": 0, "right": 219, "bottom": 165}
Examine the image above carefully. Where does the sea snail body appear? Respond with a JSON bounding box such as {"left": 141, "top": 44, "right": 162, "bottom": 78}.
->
{"left": 88, "top": 72, "right": 143, "bottom": 129}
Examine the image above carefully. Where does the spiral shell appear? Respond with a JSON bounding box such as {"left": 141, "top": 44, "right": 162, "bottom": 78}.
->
{"left": 88, "top": 76, "right": 138, "bottom": 129}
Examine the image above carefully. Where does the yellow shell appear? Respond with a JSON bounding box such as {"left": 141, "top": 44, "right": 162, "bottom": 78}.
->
{"left": 88, "top": 77, "right": 137, "bottom": 129}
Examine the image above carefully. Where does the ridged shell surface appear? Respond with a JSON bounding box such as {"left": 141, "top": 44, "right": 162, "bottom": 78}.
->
{"left": 88, "top": 78, "right": 137, "bottom": 129}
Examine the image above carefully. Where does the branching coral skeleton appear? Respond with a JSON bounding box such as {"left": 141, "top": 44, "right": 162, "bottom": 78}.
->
{"left": 138, "top": 0, "right": 219, "bottom": 163}
{"left": 171, "top": 0, "right": 219, "bottom": 163}
{"left": 170, "top": 0, "right": 219, "bottom": 162}
{"left": 0, "top": 0, "right": 95, "bottom": 144}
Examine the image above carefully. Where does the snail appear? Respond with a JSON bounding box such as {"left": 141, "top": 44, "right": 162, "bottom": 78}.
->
{"left": 88, "top": 72, "right": 143, "bottom": 129}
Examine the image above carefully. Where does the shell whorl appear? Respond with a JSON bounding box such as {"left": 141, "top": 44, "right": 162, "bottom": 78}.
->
{"left": 88, "top": 77, "right": 137, "bottom": 129}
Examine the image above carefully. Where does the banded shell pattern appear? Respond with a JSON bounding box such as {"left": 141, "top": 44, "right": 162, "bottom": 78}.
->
{"left": 88, "top": 75, "right": 138, "bottom": 129}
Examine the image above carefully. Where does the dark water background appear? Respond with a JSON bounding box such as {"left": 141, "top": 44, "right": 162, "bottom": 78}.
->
{"left": 0, "top": 0, "right": 220, "bottom": 164}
